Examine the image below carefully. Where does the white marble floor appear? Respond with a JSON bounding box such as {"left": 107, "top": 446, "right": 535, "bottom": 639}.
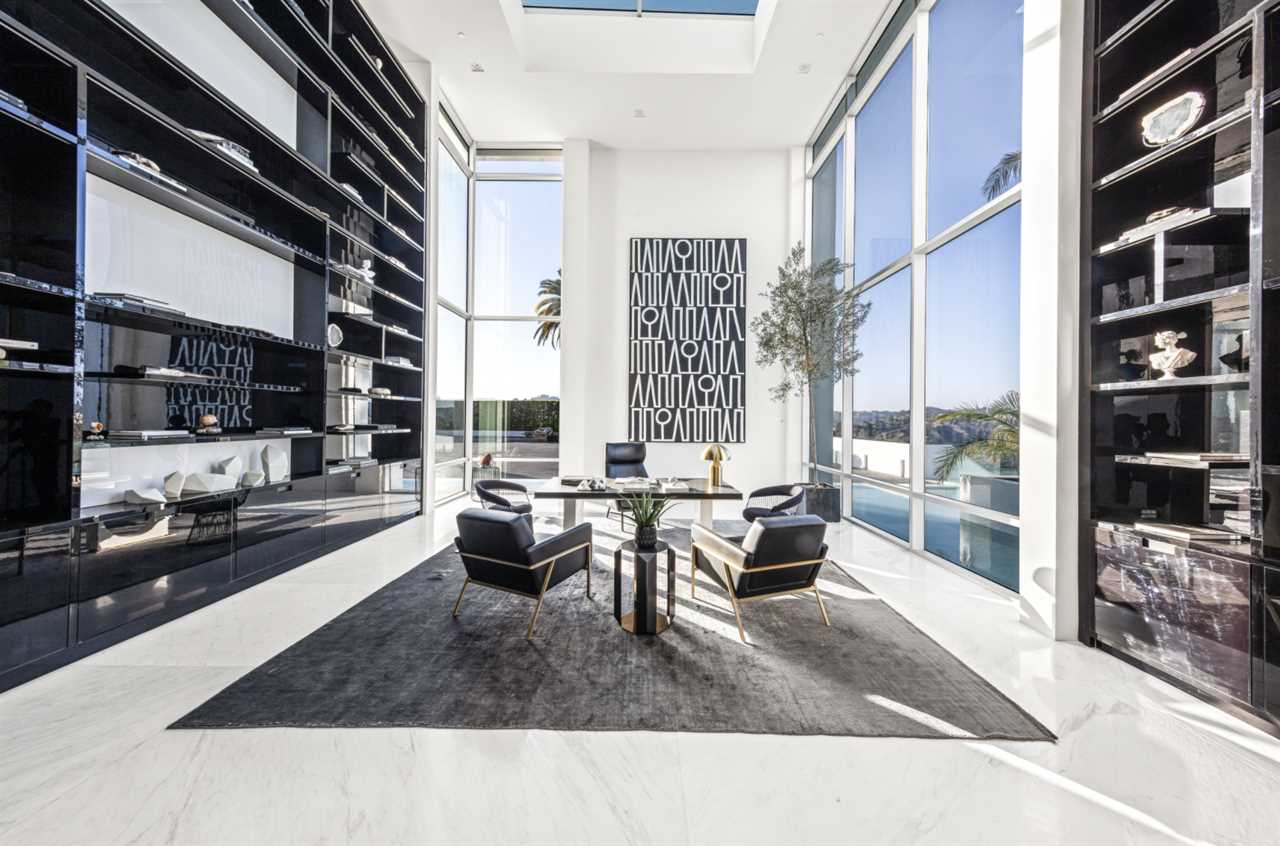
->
{"left": 2, "top": 501, "right": 1279, "bottom": 845}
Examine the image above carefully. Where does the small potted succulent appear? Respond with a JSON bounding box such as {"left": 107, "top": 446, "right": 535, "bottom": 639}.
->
{"left": 622, "top": 492, "right": 675, "bottom": 550}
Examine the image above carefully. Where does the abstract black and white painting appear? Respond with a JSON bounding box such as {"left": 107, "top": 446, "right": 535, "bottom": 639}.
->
{"left": 629, "top": 237, "right": 746, "bottom": 443}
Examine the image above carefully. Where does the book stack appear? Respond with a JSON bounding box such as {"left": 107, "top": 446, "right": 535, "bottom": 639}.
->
{"left": 107, "top": 430, "right": 190, "bottom": 442}
{"left": 260, "top": 426, "right": 312, "bottom": 435}
{"left": 1132, "top": 522, "right": 1245, "bottom": 543}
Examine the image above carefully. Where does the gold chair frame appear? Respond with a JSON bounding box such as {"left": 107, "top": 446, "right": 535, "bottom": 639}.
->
{"left": 452, "top": 542, "right": 593, "bottom": 639}
{"left": 690, "top": 542, "right": 829, "bottom": 643}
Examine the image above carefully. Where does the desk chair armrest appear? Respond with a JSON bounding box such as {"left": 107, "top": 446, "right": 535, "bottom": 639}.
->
{"left": 527, "top": 522, "right": 593, "bottom": 567}
{"left": 691, "top": 524, "right": 747, "bottom": 571}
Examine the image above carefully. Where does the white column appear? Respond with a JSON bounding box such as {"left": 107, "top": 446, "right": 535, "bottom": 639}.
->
{"left": 1018, "top": 0, "right": 1085, "bottom": 639}
{"left": 559, "top": 139, "right": 593, "bottom": 477}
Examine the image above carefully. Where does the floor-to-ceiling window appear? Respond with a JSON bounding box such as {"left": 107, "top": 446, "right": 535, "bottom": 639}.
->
{"left": 810, "top": 138, "right": 844, "bottom": 472}
{"left": 434, "top": 108, "right": 471, "bottom": 503}
{"left": 431, "top": 105, "right": 563, "bottom": 502}
{"left": 805, "top": 0, "right": 1024, "bottom": 590}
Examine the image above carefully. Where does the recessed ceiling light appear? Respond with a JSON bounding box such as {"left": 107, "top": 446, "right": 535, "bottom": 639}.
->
{"left": 457, "top": 31, "right": 467, "bottom": 39}
{"left": 470, "top": 62, "right": 485, "bottom": 73}
{"left": 633, "top": 108, "right": 646, "bottom": 118}
{"left": 816, "top": 32, "right": 825, "bottom": 38}
{"left": 797, "top": 63, "right": 812, "bottom": 75}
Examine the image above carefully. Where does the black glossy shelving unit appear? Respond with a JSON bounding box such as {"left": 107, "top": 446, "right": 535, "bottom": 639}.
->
{"left": 0, "top": 0, "right": 425, "bottom": 692}
{"left": 1084, "top": 0, "right": 1280, "bottom": 733}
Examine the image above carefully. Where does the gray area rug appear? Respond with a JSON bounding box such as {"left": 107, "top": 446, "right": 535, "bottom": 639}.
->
{"left": 172, "top": 526, "right": 1053, "bottom": 740}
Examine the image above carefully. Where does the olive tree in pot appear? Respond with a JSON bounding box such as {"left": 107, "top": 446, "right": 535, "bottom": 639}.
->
{"left": 621, "top": 492, "right": 676, "bottom": 550}
{"left": 751, "top": 242, "right": 866, "bottom": 513}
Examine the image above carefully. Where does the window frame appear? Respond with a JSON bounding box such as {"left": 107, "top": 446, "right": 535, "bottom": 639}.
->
{"left": 430, "top": 112, "right": 564, "bottom": 503}
{"left": 803, "top": 0, "right": 1024, "bottom": 595}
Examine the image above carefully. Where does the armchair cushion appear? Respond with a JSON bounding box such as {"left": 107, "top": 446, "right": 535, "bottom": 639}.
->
{"left": 455, "top": 509, "right": 591, "bottom": 597}
{"left": 527, "top": 522, "right": 594, "bottom": 591}
{"left": 691, "top": 522, "right": 747, "bottom": 592}
{"left": 692, "top": 516, "right": 828, "bottom": 599}
{"left": 455, "top": 508, "right": 536, "bottom": 562}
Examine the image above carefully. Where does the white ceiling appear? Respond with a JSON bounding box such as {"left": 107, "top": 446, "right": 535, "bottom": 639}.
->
{"left": 362, "top": 0, "right": 893, "bottom": 150}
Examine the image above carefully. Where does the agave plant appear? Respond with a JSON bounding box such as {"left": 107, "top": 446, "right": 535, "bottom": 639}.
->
{"left": 931, "top": 391, "right": 1020, "bottom": 482}
{"left": 533, "top": 271, "right": 561, "bottom": 348}
{"left": 621, "top": 492, "right": 677, "bottom": 529}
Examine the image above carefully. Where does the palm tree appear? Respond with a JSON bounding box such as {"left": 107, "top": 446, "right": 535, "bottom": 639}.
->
{"left": 931, "top": 390, "right": 1020, "bottom": 482}
{"left": 982, "top": 151, "right": 1022, "bottom": 201}
{"left": 533, "top": 271, "right": 561, "bottom": 349}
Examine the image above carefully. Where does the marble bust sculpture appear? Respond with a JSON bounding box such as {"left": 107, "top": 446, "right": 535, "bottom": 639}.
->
{"left": 1149, "top": 330, "right": 1196, "bottom": 380}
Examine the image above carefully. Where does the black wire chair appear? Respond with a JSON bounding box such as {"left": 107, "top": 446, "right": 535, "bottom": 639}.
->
{"left": 741, "top": 484, "right": 806, "bottom": 523}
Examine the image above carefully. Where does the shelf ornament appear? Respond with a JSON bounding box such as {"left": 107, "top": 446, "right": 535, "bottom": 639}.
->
{"left": 1141, "top": 91, "right": 1206, "bottom": 148}
{"left": 1149, "top": 330, "right": 1197, "bottom": 380}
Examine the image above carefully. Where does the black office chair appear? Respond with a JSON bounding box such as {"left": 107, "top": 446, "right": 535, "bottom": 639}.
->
{"left": 453, "top": 509, "right": 593, "bottom": 639}
{"left": 474, "top": 479, "right": 533, "bottom": 525}
{"left": 690, "top": 514, "right": 830, "bottom": 643}
{"left": 742, "top": 484, "right": 806, "bottom": 523}
{"left": 605, "top": 442, "right": 648, "bottom": 477}
{"left": 604, "top": 442, "right": 648, "bottom": 528}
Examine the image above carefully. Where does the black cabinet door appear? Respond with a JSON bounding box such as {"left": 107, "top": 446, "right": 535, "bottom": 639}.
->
{"left": 234, "top": 476, "right": 326, "bottom": 579}
{"left": 1095, "top": 527, "right": 1252, "bottom": 702}
{"left": 76, "top": 498, "right": 234, "bottom": 642}
{"left": 1265, "top": 568, "right": 1280, "bottom": 721}
{"left": 0, "top": 526, "right": 71, "bottom": 675}
{"left": 324, "top": 467, "right": 383, "bottom": 548}
{"left": 379, "top": 459, "right": 422, "bottom": 526}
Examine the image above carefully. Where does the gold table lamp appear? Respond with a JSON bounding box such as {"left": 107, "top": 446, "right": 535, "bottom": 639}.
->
{"left": 700, "top": 443, "right": 731, "bottom": 487}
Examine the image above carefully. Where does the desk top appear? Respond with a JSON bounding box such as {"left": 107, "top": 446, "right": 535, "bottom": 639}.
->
{"left": 533, "top": 478, "right": 742, "bottom": 501}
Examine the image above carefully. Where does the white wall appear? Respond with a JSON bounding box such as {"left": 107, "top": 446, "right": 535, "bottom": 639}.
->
{"left": 1018, "top": 0, "right": 1084, "bottom": 640}
{"left": 560, "top": 146, "right": 798, "bottom": 516}
{"left": 103, "top": 0, "right": 298, "bottom": 147}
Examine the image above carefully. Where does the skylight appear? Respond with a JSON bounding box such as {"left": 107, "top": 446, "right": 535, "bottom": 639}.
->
{"left": 522, "top": 1, "right": 759, "bottom": 16}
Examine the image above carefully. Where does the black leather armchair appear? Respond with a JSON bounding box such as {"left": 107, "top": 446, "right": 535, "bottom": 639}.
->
{"left": 690, "top": 514, "right": 830, "bottom": 642}
{"left": 604, "top": 442, "right": 648, "bottom": 528}
{"left": 742, "top": 484, "right": 806, "bottom": 523}
{"left": 474, "top": 479, "right": 533, "bottom": 524}
{"left": 453, "top": 509, "right": 593, "bottom": 639}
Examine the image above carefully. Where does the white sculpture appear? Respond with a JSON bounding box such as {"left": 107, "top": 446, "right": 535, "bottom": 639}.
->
{"left": 1149, "top": 330, "right": 1197, "bottom": 380}
{"left": 214, "top": 455, "right": 243, "bottom": 479}
{"left": 262, "top": 444, "right": 289, "bottom": 483}
{"left": 124, "top": 488, "right": 166, "bottom": 505}
{"left": 163, "top": 471, "right": 186, "bottom": 499}
{"left": 240, "top": 471, "right": 265, "bottom": 488}
{"left": 182, "top": 473, "right": 237, "bottom": 494}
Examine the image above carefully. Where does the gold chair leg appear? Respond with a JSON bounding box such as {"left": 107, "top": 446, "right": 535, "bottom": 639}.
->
{"left": 452, "top": 577, "right": 470, "bottom": 617}
{"left": 527, "top": 562, "right": 558, "bottom": 640}
{"left": 585, "top": 543, "right": 593, "bottom": 597}
{"left": 721, "top": 563, "right": 747, "bottom": 643}
{"left": 813, "top": 585, "right": 831, "bottom": 626}
{"left": 690, "top": 551, "right": 697, "bottom": 599}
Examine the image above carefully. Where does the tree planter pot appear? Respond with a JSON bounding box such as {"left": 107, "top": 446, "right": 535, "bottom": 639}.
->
{"left": 635, "top": 524, "right": 659, "bottom": 550}
{"left": 798, "top": 483, "right": 841, "bottom": 523}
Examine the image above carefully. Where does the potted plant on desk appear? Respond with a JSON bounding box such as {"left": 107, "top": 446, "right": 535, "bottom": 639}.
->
{"left": 622, "top": 492, "right": 675, "bottom": 550}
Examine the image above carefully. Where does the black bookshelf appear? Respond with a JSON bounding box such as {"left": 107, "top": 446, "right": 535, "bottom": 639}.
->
{"left": 0, "top": 0, "right": 425, "bottom": 691}
{"left": 1084, "top": 0, "right": 1280, "bottom": 732}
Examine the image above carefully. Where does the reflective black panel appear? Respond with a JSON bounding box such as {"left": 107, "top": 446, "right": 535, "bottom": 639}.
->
{"left": 1095, "top": 527, "right": 1251, "bottom": 701}
{"left": 324, "top": 466, "right": 384, "bottom": 548}
{"left": 234, "top": 477, "right": 326, "bottom": 579}
{"left": 0, "top": 526, "right": 70, "bottom": 674}
{"left": 76, "top": 498, "right": 234, "bottom": 641}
